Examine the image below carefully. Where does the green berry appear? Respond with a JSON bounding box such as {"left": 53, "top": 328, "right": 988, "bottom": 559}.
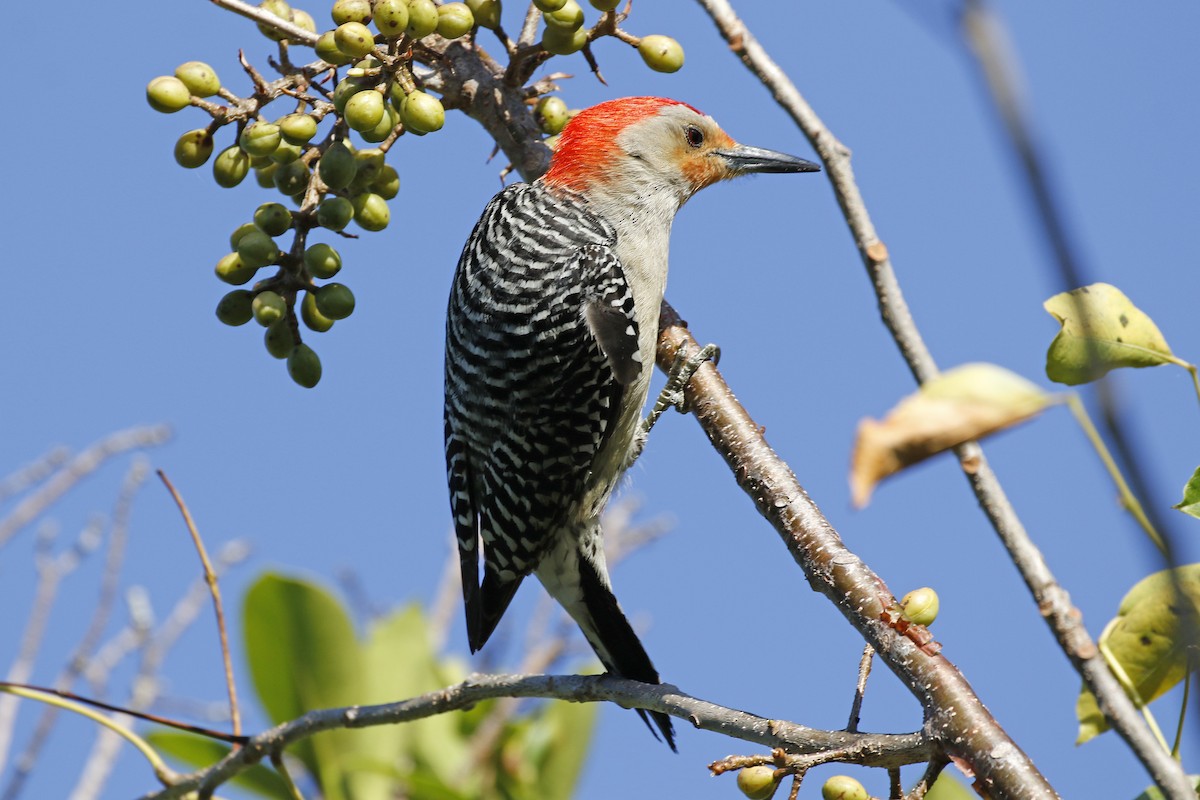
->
{"left": 436, "top": 2, "right": 474, "bottom": 38}
{"left": 213, "top": 145, "right": 250, "bottom": 187}
{"left": 288, "top": 344, "right": 322, "bottom": 387}
{"left": 351, "top": 148, "right": 386, "bottom": 183}
{"left": 304, "top": 242, "right": 342, "bottom": 278}
{"left": 216, "top": 290, "right": 255, "bottom": 326}
{"left": 174, "top": 129, "right": 214, "bottom": 168}
{"left": 301, "top": 291, "right": 335, "bottom": 332}
{"left": 315, "top": 30, "right": 353, "bottom": 64}
{"left": 265, "top": 319, "right": 295, "bottom": 359}
{"left": 332, "top": 76, "right": 372, "bottom": 113}
{"left": 821, "top": 776, "right": 868, "bottom": 800}
{"left": 543, "top": 0, "right": 583, "bottom": 30}
{"left": 331, "top": 0, "right": 371, "bottom": 24}
{"left": 359, "top": 104, "right": 399, "bottom": 142}
{"left": 535, "top": 96, "right": 569, "bottom": 135}
{"left": 317, "top": 196, "right": 355, "bottom": 231}
{"left": 465, "top": 0, "right": 500, "bottom": 29}
{"left": 900, "top": 587, "right": 940, "bottom": 627}
{"left": 270, "top": 140, "right": 304, "bottom": 164}
{"left": 229, "top": 222, "right": 261, "bottom": 250}
{"left": 257, "top": 0, "right": 293, "bottom": 40}
{"left": 541, "top": 24, "right": 586, "bottom": 55}
{"left": 252, "top": 290, "right": 287, "bottom": 326}
{"left": 254, "top": 202, "right": 293, "bottom": 236}
{"left": 334, "top": 21, "right": 376, "bottom": 58}
{"left": 371, "top": 164, "right": 399, "bottom": 199}
{"left": 291, "top": 8, "right": 317, "bottom": 32}
{"left": 236, "top": 229, "right": 279, "bottom": 269}
{"left": 588, "top": 0, "right": 619, "bottom": 10}
{"left": 174, "top": 61, "right": 221, "bottom": 97}
{"left": 400, "top": 90, "right": 444, "bottom": 133}
{"left": 279, "top": 113, "right": 318, "bottom": 144}
{"left": 272, "top": 160, "right": 311, "bottom": 195}
{"left": 255, "top": 162, "right": 280, "bottom": 188}
{"left": 351, "top": 192, "right": 390, "bottom": 231}
{"left": 406, "top": 0, "right": 439, "bottom": 38}
{"left": 373, "top": 0, "right": 409, "bottom": 35}
{"left": 215, "top": 251, "right": 258, "bottom": 285}
{"left": 318, "top": 140, "right": 357, "bottom": 190}
{"left": 736, "top": 766, "right": 779, "bottom": 800}
{"left": 345, "top": 89, "right": 386, "bottom": 131}
{"left": 532, "top": 0, "right": 565, "bottom": 10}
{"left": 637, "top": 34, "right": 684, "bottom": 73}
{"left": 239, "top": 122, "right": 282, "bottom": 157}
{"left": 146, "top": 76, "right": 191, "bottom": 113}
{"left": 315, "top": 282, "right": 356, "bottom": 319}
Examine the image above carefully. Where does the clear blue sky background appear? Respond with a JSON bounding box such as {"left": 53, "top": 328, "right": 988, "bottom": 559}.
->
{"left": 3, "top": 1, "right": 1198, "bottom": 798}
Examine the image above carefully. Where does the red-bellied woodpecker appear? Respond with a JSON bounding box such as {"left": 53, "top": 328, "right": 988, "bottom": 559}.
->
{"left": 444, "top": 96, "right": 819, "bottom": 748}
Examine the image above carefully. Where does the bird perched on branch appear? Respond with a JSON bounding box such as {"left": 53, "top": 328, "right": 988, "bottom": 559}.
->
{"left": 444, "top": 96, "right": 819, "bottom": 748}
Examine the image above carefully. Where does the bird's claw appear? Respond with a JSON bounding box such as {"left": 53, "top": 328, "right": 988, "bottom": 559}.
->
{"left": 625, "top": 343, "right": 720, "bottom": 469}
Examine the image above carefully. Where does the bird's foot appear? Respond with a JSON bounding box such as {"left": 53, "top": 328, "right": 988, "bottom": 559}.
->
{"left": 625, "top": 343, "right": 720, "bottom": 468}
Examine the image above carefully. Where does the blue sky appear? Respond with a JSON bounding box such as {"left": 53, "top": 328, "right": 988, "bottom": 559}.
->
{"left": 3, "top": 1, "right": 1199, "bottom": 798}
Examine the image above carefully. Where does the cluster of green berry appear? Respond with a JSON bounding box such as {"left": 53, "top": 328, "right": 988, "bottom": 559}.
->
{"left": 146, "top": 0, "right": 683, "bottom": 387}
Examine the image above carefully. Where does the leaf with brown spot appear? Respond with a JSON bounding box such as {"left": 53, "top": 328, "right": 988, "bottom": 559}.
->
{"left": 1044, "top": 283, "right": 1174, "bottom": 385}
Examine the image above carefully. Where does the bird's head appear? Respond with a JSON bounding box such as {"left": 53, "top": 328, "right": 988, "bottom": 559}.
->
{"left": 542, "top": 96, "right": 819, "bottom": 205}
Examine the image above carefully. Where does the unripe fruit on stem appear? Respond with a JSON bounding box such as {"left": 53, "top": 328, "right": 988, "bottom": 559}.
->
{"left": 304, "top": 242, "right": 342, "bottom": 279}
{"left": 315, "top": 282, "right": 356, "bottom": 319}
{"left": 146, "top": 76, "right": 191, "bottom": 113}
{"left": 213, "top": 146, "right": 250, "bottom": 187}
{"left": 360, "top": 105, "right": 399, "bottom": 143}
{"left": 273, "top": 160, "right": 311, "bottom": 196}
{"left": 270, "top": 140, "right": 304, "bottom": 164}
{"left": 736, "top": 767, "right": 779, "bottom": 800}
{"left": 331, "top": 0, "right": 371, "bottom": 24}
{"left": 288, "top": 344, "right": 323, "bottom": 387}
{"left": 254, "top": 202, "right": 293, "bottom": 236}
{"left": 332, "top": 76, "right": 371, "bottom": 113}
{"left": 821, "top": 776, "right": 868, "bottom": 800}
{"left": 535, "top": 96, "right": 569, "bottom": 134}
{"left": 279, "top": 113, "right": 318, "bottom": 144}
{"left": 532, "top": 0, "right": 565, "bottom": 11}
{"left": 637, "top": 35, "right": 684, "bottom": 72}
{"left": 291, "top": 8, "right": 317, "bottom": 33}
{"left": 174, "top": 61, "right": 221, "bottom": 97}
{"left": 319, "top": 141, "right": 357, "bottom": 190}
{"left": 900, "top": 587, "right": 939, "bottom": 627}
{"left": 252, "top": 290, "right": 287, "bottom": 326}
{"left": 371, "top": 164, "right": 400, "bottom": 199}
{"left": 257, "top": 0, "right": 293, "bottom": 40}
{"left": 541, "top": 24, "right": 586, "bottom": 55}
{"left": 345, "top": 89, "right": 386, "bottom": 131}
{"left": 229, "top": 223, "right": 261, "bottom": 250}
{"left": 406, "top": 0, "right": 439, "bottom": 38}
{"left": 239, "top": 122, "right": 282, "bottom": 157}
{"left": 215, "top": 252, "right": 258, "bottom": 285}
{"left": 588, "top": 0, "right": 619, "bottom": 10}
{"left": 255, "top": 163, "right": 280, "bottom": 188}
{"left": 317, "top": 196, "right": 355, "bottom": 231}
{"left": 373, "top": 0, "right": 409, "bottom": 35}
{"left": 265, "top": 319, "right": 295, "bottom": 358}
{"left": 352, "top": 148, "right": 386, "bottom": 183}
{"left": 351, "top": 192, "right": 390, "bottom": 231}
{"left": 543, "top": 0, "right": 583, "bottom": 30}
{"left": 466, "top": 0, "right": 501, "bottom": 29}
{"left": 216, "top": 290, "right": 255, "bottom": 326}
{"left": 315, "top": 30, "right": 353, "bottom": 64}
{"left": 301, "top": 291, "right": 335, "bottom": 331}
{"left": 399, "top": 90, "right": 444, "bottom": 133}
{"left": 174, "top": 129, "right": 214, "bottom": 168}
{"left": 236, "top": 229, "right": 279, "bottom": 269}
{"left": 334, "top": 21, "right": 376, "bottom": 58}
{"left": 437, "top": 3, "right": 474, "bottom": 39}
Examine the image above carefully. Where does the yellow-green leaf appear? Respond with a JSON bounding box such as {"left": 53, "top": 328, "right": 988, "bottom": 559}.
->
{"left": 1133, "top": 776, "right": 1200, "bottom": 799}
{"left": 1172, "top": 466, "right": 1200, "bottom": 519}
{"left": 1044, "top": 283, "right": 1174, "bottom": 385}
{"left": 1076, "top": 564, "right": 1200, "bottom": 743}
{"left": 850, "top": 363, "right": 1053, "bottom": 506}
{"left": 923, "top": 772, "right": 975, "bottom": 800}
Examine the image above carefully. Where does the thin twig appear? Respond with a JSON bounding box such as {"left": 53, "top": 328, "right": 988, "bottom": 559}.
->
{"left": 846, "top": 644, "right": 874, "bottom": 733}
{"left": 0, "top": 447, "right": 70, "bottom": 504}
{"left": 157, "top": 471, "right": 241, "bottom": 738}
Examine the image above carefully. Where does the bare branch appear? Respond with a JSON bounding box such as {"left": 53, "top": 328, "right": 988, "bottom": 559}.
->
{"left": 0, "top": 447, "right": 69, "bottom": 504}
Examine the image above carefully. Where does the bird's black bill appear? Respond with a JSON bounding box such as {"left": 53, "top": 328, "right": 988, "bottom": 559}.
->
{"left": 716, "top": 145, "right": 821, "bottom": 174}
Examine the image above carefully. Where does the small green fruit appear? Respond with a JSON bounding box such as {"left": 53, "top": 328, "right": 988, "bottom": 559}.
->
{"left": 257, "top": 0, "right": 293, "bottom": 40}
{"left": 900, "top": 587, "right": 940, "bottom": 627}
{"left": 330, "top": 0, "right": 372, "bottom": 24}
{"left": 359, "top": 105, "right": 399, "bottom": 143}
{"left": 436, "top": 2, "right": 474, "bottom": 39}
{"left": 317, "top": 196, "right": 355, "bottom": 231}
{"left": 174, "top": 129, "right": 214, "bottom": 168}
{"left": 213, "top": 145, "right": 250, "bottom": 187}
{"left": 406, "top": 0, "right": 439, "bottom": 38}
{"left": 532, "top": 0, "right": 566, "bottom": 11}
{"left": 253, "top": 202, "right": 293, "bottom": 236}
{"left": 215, "top": 252, "right": 258, "bottom": 285}
{"left": 535, "top": 96, "right": 569, "bottom": 135}
{"left": 371, "top": 164, "right": 400, "bottom": 199}
{"left": 543, "top": 0, "right": 583, "bottom": 30}
{"left": 319, "top": 140, "right": 357, "bottom": 189}
{"left": 216, "top": 290, "right": 255, "bottom": 326}
{"left": 252, "top": 290, "right": 288, "bottom": 326}
{"left": 272, "top": 160, "right": 311, "bottom": 196}
{"left": 351, "top": 192, "right": 390, "bottom": 231}
{"left": 264, "top": 319, "right": 295, "bottom": 359}
{"left": 291, "top": 8, "right": 317, "bottom": 32}
{"left": 315, "top": 282, "right": 356, "bottom": 319}
{"left": 465, "top": 0, "right": 500, "bottom": 29}
{"left": 239, "top": 122, "right": 282, "bottom": 157}
{"left": 279, "top": 113, "right": 318, "bottom": 144}
{"left": 351, "top": 148, "right": 386, "bottom": 183}
{"left": 255, "top": 162, "right": 280, "bottom": 188}
{"left": 345, "top": 89, "right": 386, "bottom": 131}
{"left": 304, "top": 242, "right": 342, "bottom": 279}
{"left": 269, "top": 140, "right": 304, "bottom": 164}
{"left": 288, "top": 344, "right": 323, "bottom": 387}
{"left": 174, "top": 61, "right": 221, "bottom": 97}
{"left": 373, "top": 0, "right": 409, "bottom": 35}
{"left": 736, "top": 766, "right": 779, "bottom": 800}
{"left": 637, "top": 34, "right": 684, "bottom": 73}
{"left": 588, "top": 0, "right": 619, "bottom": 10}
{"left": 332, "top": 76, "right": 371, "bottom": 113}
{"left": 236, "top": 229, "right": 279, "bottom": 269}
{"left": 315, "top": 30, "right": 353, "bottom": 64}
{"left": 541, "top": 24, "right": 586, "bottom": 55}
{"left": 146, "top": 76, "right": 191, "bottom": 113}
{"left": 334, "top": 21, "right": 376, "bottom": 58}
{"left": 399, "top": 90, "right": 444, "bottom": 133}
{"left": 301, "top": 291, "right": 335, "bottom": 332}
{"left": 821, "top": 776, "right": 868, "bottom": 800}
{"left": 229, "top": 222, "right": 261, "bottom": 250}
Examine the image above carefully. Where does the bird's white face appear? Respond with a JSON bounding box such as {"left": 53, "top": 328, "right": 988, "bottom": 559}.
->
{"left": 614, "top": 105, "right": 738, "bottom": 204}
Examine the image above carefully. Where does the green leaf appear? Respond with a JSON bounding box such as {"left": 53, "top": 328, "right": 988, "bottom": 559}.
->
{"left": 145, "top": 730, "right": 293, "bottom": 799}
{"left": 1173, "top": 466, "right": 1200, "bottom": 519}
{"left": 532, "top": 699, "right": 598, "bottom": 800}
{"left": 1133, "top": 775, "right": 1200, "bottom": 800}
{"left": 923, "top": 772, "right": 975, "bottom": 800}
{"left": 1076, "top": 565, "right": 1200, "bottom": 743}
{"left": 1044, "top": 283, "right": 1174, "bottom": 385}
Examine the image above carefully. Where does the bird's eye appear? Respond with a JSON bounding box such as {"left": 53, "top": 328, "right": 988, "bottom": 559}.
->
{"left": 684, "top": 125, "right": 704, "bottom": 148}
